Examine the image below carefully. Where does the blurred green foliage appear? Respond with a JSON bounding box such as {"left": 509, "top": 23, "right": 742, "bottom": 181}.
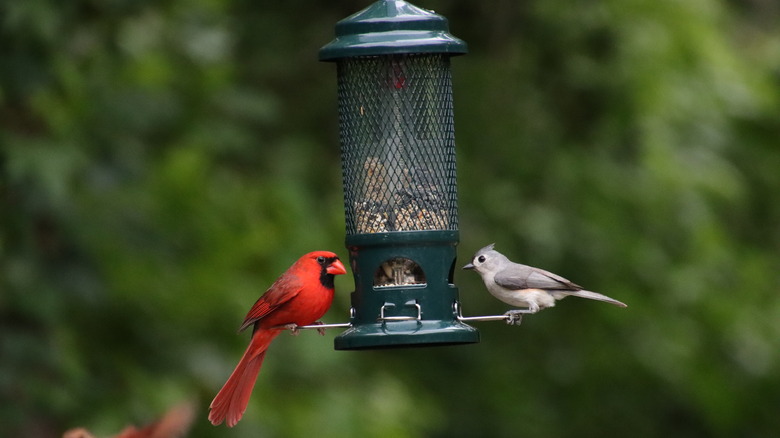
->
{"left": 2, "top": 0, "right": 779, "bottom": 437}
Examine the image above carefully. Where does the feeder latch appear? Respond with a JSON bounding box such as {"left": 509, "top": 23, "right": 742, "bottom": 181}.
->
{"left": 379, "top": 300, "right": 422, "bottom": 322}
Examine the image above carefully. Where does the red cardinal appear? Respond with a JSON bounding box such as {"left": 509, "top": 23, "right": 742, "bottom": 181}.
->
{"left": 208, "top": 251, "right": 347, "bottom": 427}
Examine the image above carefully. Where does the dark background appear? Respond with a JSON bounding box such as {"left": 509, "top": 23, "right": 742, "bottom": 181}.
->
{"left": 2, "top": 0, "right": 779, "bottom": 437}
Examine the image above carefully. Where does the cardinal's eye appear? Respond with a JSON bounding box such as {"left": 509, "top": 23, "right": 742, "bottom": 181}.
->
{"left": 477, "top": 255, "right": 486, "bottom": 263}
{"left": 317, "top": 256, "right": 326, "bottom": 264}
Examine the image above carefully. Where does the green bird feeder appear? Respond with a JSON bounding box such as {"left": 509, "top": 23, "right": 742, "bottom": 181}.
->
{"left": 320, "top": 0, "right": 479, "bottom": 349}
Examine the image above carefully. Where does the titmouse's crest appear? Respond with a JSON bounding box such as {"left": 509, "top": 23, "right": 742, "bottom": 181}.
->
{"left": 476, "top": 243, "right": 495, "bottom": 254}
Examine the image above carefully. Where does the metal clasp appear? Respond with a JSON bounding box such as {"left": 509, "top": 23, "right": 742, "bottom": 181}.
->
{"left": 379, "top": 300, "right": 422, "bottom": 322}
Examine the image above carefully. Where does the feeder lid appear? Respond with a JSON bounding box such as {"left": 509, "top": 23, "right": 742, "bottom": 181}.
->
{"left": 319, "top": 0, "right": 467, "bottom": 61}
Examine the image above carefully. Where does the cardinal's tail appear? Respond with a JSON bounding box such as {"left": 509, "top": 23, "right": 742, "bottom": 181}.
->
{"left": 209, "top": 329, "right": 279, "bottom": 427}
{"left": 562, "top": 290, "right": 627, "bottom": 308}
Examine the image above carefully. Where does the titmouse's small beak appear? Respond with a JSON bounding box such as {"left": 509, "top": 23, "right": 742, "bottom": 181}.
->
{"left": 462, "top": 263, "right": 475, "bottom": 270}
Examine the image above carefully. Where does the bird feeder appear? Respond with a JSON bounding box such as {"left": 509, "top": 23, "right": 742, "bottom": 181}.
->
{"left": 320, "top": 0, "right": 479, "bottom": 349}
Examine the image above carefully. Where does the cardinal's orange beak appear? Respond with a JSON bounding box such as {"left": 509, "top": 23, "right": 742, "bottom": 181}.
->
{"left": 327, "top": 259, "right": 347, "bottom": 276}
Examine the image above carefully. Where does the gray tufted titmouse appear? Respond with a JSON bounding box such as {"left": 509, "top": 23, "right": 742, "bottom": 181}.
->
{"left": 463, "top": 244, "right": 626, "bottom": 324}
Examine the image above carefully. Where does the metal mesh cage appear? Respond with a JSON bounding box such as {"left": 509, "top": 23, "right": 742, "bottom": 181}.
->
{"left": 337, "top": 53, "right": 458, "bottom": 235}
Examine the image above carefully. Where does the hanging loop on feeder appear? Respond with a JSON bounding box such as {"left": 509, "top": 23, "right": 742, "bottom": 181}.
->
{"left": 379, "top": 300, "right": 422, "bottom": 322}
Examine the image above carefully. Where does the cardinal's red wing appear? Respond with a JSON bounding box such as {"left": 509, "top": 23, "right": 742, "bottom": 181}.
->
{"left": 238, "top": 273, "right": 303, "bottom": 332}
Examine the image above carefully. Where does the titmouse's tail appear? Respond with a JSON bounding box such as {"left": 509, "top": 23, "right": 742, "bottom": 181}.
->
{"left": 554, "top": 290, "right": 627, "bottom": 307}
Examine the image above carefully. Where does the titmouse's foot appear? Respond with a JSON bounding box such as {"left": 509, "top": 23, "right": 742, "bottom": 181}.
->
{"left": 504, "top": 310, "right": 526, "bottom": 326}
{"left": 314, "top": 321, "right": 327, "bottom": 336}
{"left": 284, "top": 323, "right": 300, "bottom": 336}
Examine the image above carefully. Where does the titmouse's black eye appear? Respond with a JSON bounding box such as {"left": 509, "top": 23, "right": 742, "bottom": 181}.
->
{"left": 477, "top": 255, "right": 486, "bottom": 263}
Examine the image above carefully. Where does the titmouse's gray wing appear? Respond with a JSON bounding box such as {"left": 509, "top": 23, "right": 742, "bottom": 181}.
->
{"left": 494, "top": 264, "right": 582, "bottom": 291}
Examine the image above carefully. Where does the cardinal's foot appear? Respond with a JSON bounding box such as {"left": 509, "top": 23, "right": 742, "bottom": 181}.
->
{"left": 284, "top": 323, "right": 300, "bottom": 336}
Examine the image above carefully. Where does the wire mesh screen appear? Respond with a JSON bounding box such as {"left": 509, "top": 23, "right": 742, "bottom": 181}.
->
{"left": 337, "top": 54, "right": 459, "bottom": 235}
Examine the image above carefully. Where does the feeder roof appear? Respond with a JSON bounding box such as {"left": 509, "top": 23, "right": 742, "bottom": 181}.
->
{"left": 319, "top": 0, "right": 467, "bottom": 61}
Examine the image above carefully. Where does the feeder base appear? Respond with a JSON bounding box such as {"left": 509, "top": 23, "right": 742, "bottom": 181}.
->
{"left": 334, "top": 319, "right": 479, "bottom": 350}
